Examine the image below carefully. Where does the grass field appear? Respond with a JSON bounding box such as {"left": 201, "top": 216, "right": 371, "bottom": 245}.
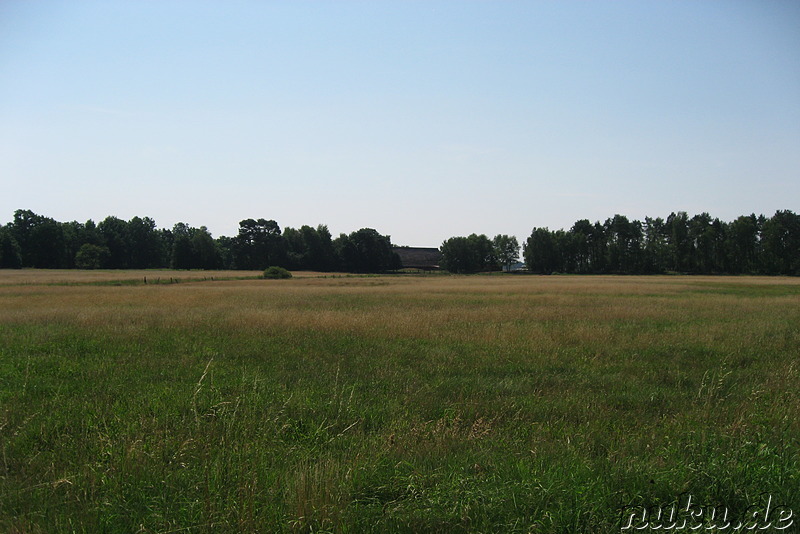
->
{"left": 0, "top": 269, "right": 267, "bottom": 286}
{"left": 1, "top": 271, "right": 798, "bottom": 532}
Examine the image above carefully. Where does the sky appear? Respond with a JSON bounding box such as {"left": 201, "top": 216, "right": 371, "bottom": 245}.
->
{"left": 1, "top": 1, "right": 798, "bottom": 247}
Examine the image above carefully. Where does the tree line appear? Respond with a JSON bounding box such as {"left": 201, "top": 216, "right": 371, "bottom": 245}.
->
{"left": 0, "top": 210, "right": 400, "bottom": 273}
{"left": 440, "top": 211, "right": 800, "bottom": 275}
{"left": 1, "top": 209, "right": 797, "bottom": 275}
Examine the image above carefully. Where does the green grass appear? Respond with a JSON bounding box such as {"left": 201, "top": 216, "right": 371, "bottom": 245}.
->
{"left": 0, "top": 275, "right": 798, "bottom": 532}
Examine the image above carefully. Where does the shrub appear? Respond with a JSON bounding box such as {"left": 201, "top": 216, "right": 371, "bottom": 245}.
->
{"left": 75, "top": 244, "right": 111, "bottom": 270}
{"left": 263, "top": 266, "right": 292, "bottom": 279}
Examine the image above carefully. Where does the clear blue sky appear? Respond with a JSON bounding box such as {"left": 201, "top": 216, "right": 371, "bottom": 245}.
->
{"left": 2, "top": 1, "right": 798, "bottom": 247}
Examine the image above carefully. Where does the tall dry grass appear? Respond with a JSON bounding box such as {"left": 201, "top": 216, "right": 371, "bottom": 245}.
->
{"left": 0, "top": 268, "right": 267, "bottom": 285}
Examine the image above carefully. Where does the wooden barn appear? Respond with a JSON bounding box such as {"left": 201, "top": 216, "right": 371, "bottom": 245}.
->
{"left": 392, "top": 247, "right": 442, "bottom": 270}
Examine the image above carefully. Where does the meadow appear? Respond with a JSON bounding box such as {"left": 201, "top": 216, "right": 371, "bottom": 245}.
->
{"left": 1, "top": 272, "right": 798, "bottom": 532}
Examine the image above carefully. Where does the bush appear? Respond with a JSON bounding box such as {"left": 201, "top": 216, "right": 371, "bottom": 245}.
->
{"left": 263, "top": 266, "right": 292, "bottom": 279}
{"left": 75, "top": 244, "right": 111, "bottom": 270}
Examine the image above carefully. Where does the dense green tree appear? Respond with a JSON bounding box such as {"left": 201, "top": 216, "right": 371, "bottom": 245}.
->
{"left": 8, "top": 209, "right": 39, "bottom": 266}
{"left": 334, "top": 233, "right": 359, "bottom": 272}
{"left": 760, "top": 210, "right": 800, "bottom": 275}
{"left": 233, "top": 218, "right": 285, "bottom": 270}
{"left": 727, "top": 215, "right": 759, "bottom": 274}
{"left": 75, "top": 243, "right": 111, "bottom": 269}
{"left": 524, "top": 228, "right": 559, "bottom": 274}
{"left": 30, "top": 218, "right": 66, "bottom": 268}
{"left": 215, "top": 236, "right": 235, "bottom": 270}
{"left": 0, "top": 225, "right": 22, "bottom": 268}
{"left": 284, "top": 224, "right": 338, "bottom": 272}
{"left": 170, "top": 223, "right": 193, "bottom": 269}
{"left": 554, "top": 229, "right": 582, "bottom": 273}
{"left": 590, "top": 222, "right": 608, "bottom": 273}
{"left": 335, "top": 228, "right": 400, "bottom": 273}
{"left": 440, "top": 234, "right": 496, "bottom": 273}
{"left": 60, "top": 221, "right": 85, "bottom": 269}
{"left": 470, "top": 234, "right": 497, "bottom": 271}
{"left": 570, "top": 220, "right": 594, "bottom": 273}
{"left": 710, "top": 218, "right": 728, "bottom": 273}
{"left": 665, "top": 211, "right": 690, "bottom": 272}
{"left": 642, "top": 217, "right": 668, "bottom": 274}
{"left": 282, "top": 227, "right": 305, "bottom": 270}
{"left": 97, "top": 216, "right": 130, "bottom": 269}
{"left": 493, "top": 234, "right": 520, "bottom": 271}
{"left": 9, "top": 209, "right": 67, "bottom": 268}
{"left": 687, "top": 212, "right": 715, "bottom": 273}
{"left": 440, "top": 236, "right": 476, "bottom": 274}
{"left": 604, "top": 215, "right": 643, "bottom": 273}
{"left": 127, "top": 216, "right": 164, "bottom": 269}
{"left": 82, "top": 220, "right": 103, "bottom": 246}
{"left": 306, "top": 225, "right": 337, "bottom": 271}
{"left": 191, "top": 226, "right": 222, "bottom": 269}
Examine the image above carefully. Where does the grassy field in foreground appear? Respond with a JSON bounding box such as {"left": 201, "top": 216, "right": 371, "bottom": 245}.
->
{"left": 1, "top": 273, "right": 798, "bottom": 532}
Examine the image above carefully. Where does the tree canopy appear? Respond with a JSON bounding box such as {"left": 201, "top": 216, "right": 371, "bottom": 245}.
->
{"left": 520, "top": 211, "right": 800, "bottom": 276}
{"left": 2, "top": 209, "right": 798, "bottom": 276}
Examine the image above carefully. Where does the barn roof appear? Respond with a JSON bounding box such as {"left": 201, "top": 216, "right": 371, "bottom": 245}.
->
{"left": 393, "top": 247, "right": 442, "bottom": 269}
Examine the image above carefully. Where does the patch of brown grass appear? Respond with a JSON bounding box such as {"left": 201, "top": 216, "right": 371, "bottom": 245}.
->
{"left": 0, "top": 269, "right": 266, "bottom": 285}
{"left": 2, "top": 275, "right": 798, "bottom": 345}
